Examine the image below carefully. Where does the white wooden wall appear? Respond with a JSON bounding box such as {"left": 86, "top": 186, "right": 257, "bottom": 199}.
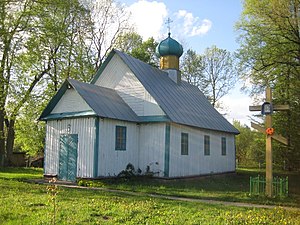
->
{"left": 168, "top": 123, "right": 235, "bottom": 177}
{"left": 139, "top": 123, "right": 166, "bottom": 177}
{"left": 95, "top": 54, "right": 165, "bottom": 117}
{"left": 97, "top": 118, "right": 140, "bottom": 176}
{"left": 97, "top": 119, "right": 166, "bottom": 177}
{"left": 45, "top": 118, "right": 236, "bottom": 179}
{"left": 44, "top": 117, "right": 96, "bottom": 178}
{"left": 51, "top": 89, "right": 92, "bottom": 113}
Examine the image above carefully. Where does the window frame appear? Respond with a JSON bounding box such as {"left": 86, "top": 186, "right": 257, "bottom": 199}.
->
{"left": 115, "top": 126, "right": 127, "bottom": 151}
{"left": 181, "top": 132, "right": 189, "bottom": 155}
{"left": 204, "top": 135, "right": 210, "bottom": 156}
{"left": 221, "top": 137, "right": 226, "bottom": 155}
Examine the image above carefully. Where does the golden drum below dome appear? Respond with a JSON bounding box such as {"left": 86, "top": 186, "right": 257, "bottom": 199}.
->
{"left": 160, "top": 55, "right": 179, "bottom": 70}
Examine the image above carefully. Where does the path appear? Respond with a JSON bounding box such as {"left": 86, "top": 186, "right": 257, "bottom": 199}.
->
{"left": 27, "top": 179, "right": 299, "bottom": 211}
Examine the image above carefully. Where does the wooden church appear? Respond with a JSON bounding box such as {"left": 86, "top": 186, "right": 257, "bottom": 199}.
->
{"left": 40, "top": 34, "right": 239, "bottom": 181}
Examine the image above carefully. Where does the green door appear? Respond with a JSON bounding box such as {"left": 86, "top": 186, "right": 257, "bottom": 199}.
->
{"left": 59, "top": 134, "right": 78, "bottom": 181}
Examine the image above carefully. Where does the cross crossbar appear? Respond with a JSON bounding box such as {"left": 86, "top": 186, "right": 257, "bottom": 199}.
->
{"left": 249, "top": 87, "right": 289, "bottom": 197}
{"left": 249, "top": 105, "right": 289, "bottom": 112}
{"left": 251, "top": 122, "right": 288, "bottom": 145}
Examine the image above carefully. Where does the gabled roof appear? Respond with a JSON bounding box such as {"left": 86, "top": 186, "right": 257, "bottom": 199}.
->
{"left": 41, "top": 49, "right": 239, "bottom": 134}
{"left": 92, "top": 49, "right": 239, "bottom": 134}
{"left": 40, "top": 79, "right": 140, "bottom": 122}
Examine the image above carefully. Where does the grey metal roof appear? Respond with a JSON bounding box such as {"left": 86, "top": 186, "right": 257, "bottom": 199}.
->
{"left": 113, "top": 50, "right": 239, "bottom": 134}
{"left": 68, "top": 79, "right": 140, "bottom": 122}
{"left": 41, "top": 49, "right": 239, "bottom": 134}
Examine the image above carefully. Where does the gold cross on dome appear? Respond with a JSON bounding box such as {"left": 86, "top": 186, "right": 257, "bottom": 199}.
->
{"left": 165, "top": 17, "right": 173, "bottom": 34}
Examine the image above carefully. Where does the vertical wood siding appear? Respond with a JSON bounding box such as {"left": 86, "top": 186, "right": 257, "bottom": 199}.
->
{"left": 97, "top": 119, "right": 139, "bottom": 176}
{"left": 51, "top": 89, "right": 92, "bottom": 113}
{"left": 139, "top": 123, "right": 166, "bottom": 177}
{"left": 44, "top": 117, "right": 96, "bottom": 178}
{"left": 97, "top": 120, "right": 166, "bottom": 177}
{"left": 45, "top": 117, "right": 235, "bottom": 178}
{"left": 94, "top": 54, "right": 165, "bottom": 116}
{"left": 169, "top": 123, "right": 235, "bottom": 177}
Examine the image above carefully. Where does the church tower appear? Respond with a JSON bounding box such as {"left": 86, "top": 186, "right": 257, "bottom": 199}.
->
{"left": 156, "top": 32, "right": 183, "bottom": 84}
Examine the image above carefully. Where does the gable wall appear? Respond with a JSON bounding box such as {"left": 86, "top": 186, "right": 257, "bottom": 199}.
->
{"left": 94, "top": 54, "right": 165, "bottom": 116}
{"left": 44, "top": 117, "right": 96, "bottom": 178}
{"left": 51, "top": 89, "right": 92, "bottom": 114}
{"left": 168, "top": 123, "right": 235, "bottom": 177}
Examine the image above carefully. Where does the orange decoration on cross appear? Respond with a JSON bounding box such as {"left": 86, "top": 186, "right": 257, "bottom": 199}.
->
{"left": 266, "top": 128, "right": 274, "bottom": 135}
{"left": 249, "top": 87, "right": 289, "bottom": 197}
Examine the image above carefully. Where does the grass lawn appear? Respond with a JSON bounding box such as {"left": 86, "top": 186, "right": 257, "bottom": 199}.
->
{"left": 85, "top": 168, "right": 300, "bottom": 208}
{"left": 0, "top": 167, "right": 300, "bottom": 224}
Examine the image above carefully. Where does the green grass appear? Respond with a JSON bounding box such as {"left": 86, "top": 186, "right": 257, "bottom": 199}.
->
{"left": 0, "top": 167, "right": 43, "bottom": 180}
{"left": 0, "top": 167, "right": 300, "bottom": 224}
{"left": 84, "top": 168, "right": 300, "bottom": 208}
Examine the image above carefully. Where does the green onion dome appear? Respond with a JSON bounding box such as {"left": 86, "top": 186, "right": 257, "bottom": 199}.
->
{"left": 156, "top": 33, "right": 183, "bottom": 58}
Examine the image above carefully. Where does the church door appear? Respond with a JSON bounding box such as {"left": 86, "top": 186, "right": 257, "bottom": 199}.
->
{"left": 58, "top": 134, "right": 78, "bottom": 181}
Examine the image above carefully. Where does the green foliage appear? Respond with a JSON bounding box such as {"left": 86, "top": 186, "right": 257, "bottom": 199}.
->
{"left": 202, "top": 45, "right": 238, "bottom": 107}
{"left": 14, "top": 100, "right": 45, "bottom": 156}
{"left": 236, "top": 0, "right": 300, "bottom": 170}
{"left": 0, "top": 0, "right": 132, "bottom": 163}
{"left": 77, "top": 179, "right": 93, "bottom": 187}
{"left": 114, "top": 32, "right": 143, "bottom": 53}
{"left": 181, "top": 49, "right": 205, "bottom": 89}
{"left": 0, "top": 0, "right": 95, "bottom": 164}
{"left": 114, "top": 32, "right": 159, "bottom": 66}
{"left": 233, "top": 120, "right": 265, "bottom": 168}
{"left": 117, "top": 163, "right": 142, "bottom": 178}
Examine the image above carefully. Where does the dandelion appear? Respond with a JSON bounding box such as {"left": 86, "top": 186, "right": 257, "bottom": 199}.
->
{"left": 47, "top": 178, "right": 59, "bottom": 225}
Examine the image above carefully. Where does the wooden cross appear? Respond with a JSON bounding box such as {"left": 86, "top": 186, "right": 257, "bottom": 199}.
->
{"left": 249, "top": 87, "right": 289, "bottom": 197}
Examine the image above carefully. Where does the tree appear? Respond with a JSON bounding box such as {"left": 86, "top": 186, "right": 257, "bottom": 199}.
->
{"left": 14, "top": 99, "right": 45, "bottom": 157}
{"left": 181, "top": 49, "right": 206, "bottom": 94}
{"left": 181, "top": 46, "right": 238, "bottom": 108}
{"left": 85, "top": 0, "right": 131, "bottom": 70}
{"left": 202, "top": 45, "right": 238, "bottom": 107}
{"left": 233, "top": 120, "right": 265, "bottom": 168}
{"left": 236, "top": 0, "right": 300, "bottom": 169}
{"left": 114, "top": 32, "right": 159, "bottom": 66}
{"left": 0, "top": 0, "right": 37, "bottom": 165}
{"left": 114, "top": 31, "right": 143, "bottom": 53}
{"left": 0, "top": 0, "right": 93, "bottom": 165}
{"left": 0, "top": 0, "right": 135, "bottom": 165}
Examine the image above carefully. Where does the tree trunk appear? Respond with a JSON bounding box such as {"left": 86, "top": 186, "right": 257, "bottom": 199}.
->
{"left": 0, "top": 109, "right": 5, "bottom": 167}
{"left": 5, "top": 119, "right": 15, "bottom": 166}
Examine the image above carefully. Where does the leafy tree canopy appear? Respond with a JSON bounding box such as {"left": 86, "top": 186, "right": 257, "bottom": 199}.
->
{"left": 114, "top": 31, "right": 159, "bottom": 67}
{"left": 236, "top": 0, "right": 300, "bottom": 169}
{"left": 181, "top": 46, "right": 238, "bottom": 108}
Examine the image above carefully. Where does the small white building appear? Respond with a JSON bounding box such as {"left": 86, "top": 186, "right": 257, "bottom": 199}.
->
{"left": 40, "top": 35, "right": 239, "bottom": 181}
